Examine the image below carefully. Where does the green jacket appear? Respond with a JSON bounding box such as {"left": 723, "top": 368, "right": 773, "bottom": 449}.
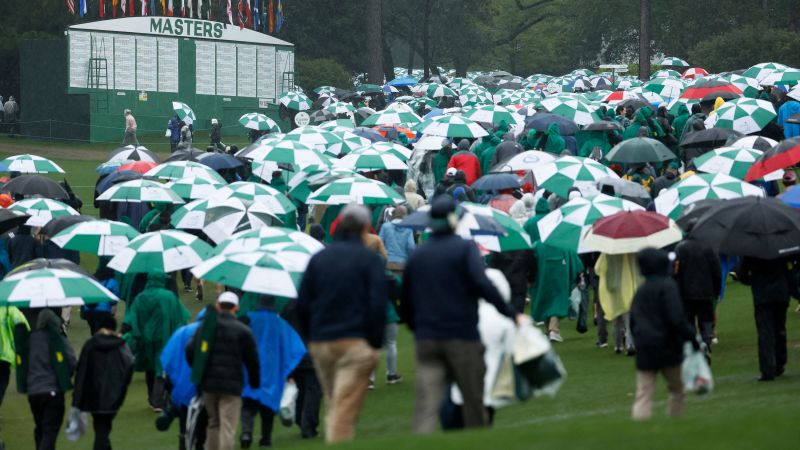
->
{"left": 671, "top": 104, "right": 691, "bottom": 142}
{"left": 577, "top": 130, "right": 611, "bottom": 158}
{"left": 520, "top": 130, "right": 538, "bottom": 150}
{"left": 529, "top": 241, "right": 584, "bottom": 322}
{"left": 124, "top": 273, "right": 190, "bottom": 374}
{"left": 522, "top": 197, "right": 551, "bottom": 243}
{"left": 538, "top": 123, "right": 566, "bottom": 154}
{"left": 1, "top": 306, "right": 28, "bottom": 366}
{"left": 432, "top": 146, "right": 453, "bottom": 185}
{"left": 270, "top": 175, "right": 288, "bottom": 194}
{"left": 474, "top": 134, "right": 500, "bottom": 161}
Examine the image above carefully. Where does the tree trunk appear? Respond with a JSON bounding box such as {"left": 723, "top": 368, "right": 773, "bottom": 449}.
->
{"left": 638, "top": 0, "right": 650, "bottom": 81}
{"left": 406, "top": 22, "right": 417, "bottom": 75}
{"left": 366, "top": 0, "right": 384, "bottom": 84}
{"left": 422, "top": 0, "right": 434, "bottom": 79}
{"left": 382, "top": 36, "right": 395, "bottom": 83}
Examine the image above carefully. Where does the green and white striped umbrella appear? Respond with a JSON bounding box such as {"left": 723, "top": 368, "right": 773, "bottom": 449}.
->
{"left": 191, "top": 251, "right": 301, "bottom": 298}
{"left": 0, "top": 268, "right": 118, "bottom": 307}
{"left": 643, "top": 77, "right": 685, "bottom": 99}
{"left": 337, "top": 148, "right": 408, "bottom": 171}
{"left": 318, "top": 119, "right": 355, "bottom": 130}
{"left": 538, "top": 95, "right": 601, "bottom": 126}
{"left": 51, "top": 219, "right": 140, "bottom": 256}
{"left": 202, "top": 197, "right": 283, "bottom": 244}
{"left": 459, "top": 91, "right": 494, "bottom": 107}
{"left": 448, "top": 77, "right": 475, "bottom": 89}
{"left": 145, "top": 161, "right": 226, "bottom": 183}
{"left": 462, "top": 105, "right": 518, "bottom": 126}
{"left": 366, "top": 141, "right": 412, "bottom": 161}
{"left": 414, "top": 115, "right": 488, "bottom": 138}
{"left": 361, "top": 109, "right": 422, "bottom": 127}
{"left": 704, "top": 98, "right": 776, "bottom": 134}
{"left": 164, "top": 176, "right": 226, "bottom": 200}
{"left": 287, "top": 167, "right": 360, "bottom": 203}
{"left": 314, "top": 85, "right": 338, "bottom": 95}
{"left": 107, "top": 229, "right": 215, "bottom": 274}
{"left": 657, "top": 57, "right": 690, "bottom": 67}
{"left": 216, "top": 182, "right": 297, "bottom": 215}
{"left": 215, "top": 227, "right": 325, "bottom": 256}
{"left": 742, "top": 62, "right": 789, "bottom": 83}
{"left": 307, "top": 176, "right": 404, "bottom": 205}
{"left": 654, "top": 173, "right": 765, "bottom": 219}
{"left": 171, "top": 199, "right": 212, "bottom": 230}
{"left": 532, "top": 156, "right": 620, "bottom": 198}
{"left": 279, "top": 91, "right": 313, "bottom": 111}
{"left": 426, "top": 83, "right": 457, "bottom": 98}
{"left": 460, "top": 203, "right": 532, "bottom": 252}
{"left": 760, "top": 68, "right": 800, "bottom": 87}
{"left": 537, "top": 194, "right": 644, "bottom": 253}
{"left": 1, "top": 154, "right": 65, "bottom": 174}
{"left": 281, "top": 126, "right": 342, "bottom": 152}
{"left": 96, "top": 179, "right": 184, "bottom": 204}
{"left": 239, "top": 113, "right": 282, "bottom": 132}
{"left": 248, "top": 140, "right": 331, "bottom": 170}
{"left": 713, "top": 74, "right": 761, "bottom": 98}
{"left": 408, "top": 96, "right": 440, "bottom": 109}
{"left": 324, "top": 101, "right": 357, "bottom": 115}
{"left": 651, "top": 69, "right": 682, "bottom": 79}
{"left": 172, "top": 101, "right": 197, "bottom": 125}
{"left": 494, "top": 89, "right": 524, "bottom": 105}
{"left": 8, "top": 198, "right": 78, "bottom": 227}
{"left": 692, "top": 146, "right": 783, "bottom": 181}
{"left": 326, "top": 131, "right": 371, "bottom": 156}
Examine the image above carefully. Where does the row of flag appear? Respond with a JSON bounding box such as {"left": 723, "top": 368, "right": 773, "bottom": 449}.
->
{"left": 68, "top": 0, "right": 286, "bottom": 33}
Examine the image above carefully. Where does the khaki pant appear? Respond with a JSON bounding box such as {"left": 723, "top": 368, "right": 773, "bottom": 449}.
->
{"left": 308, "top": 338, "right": 379, "bottom": 443}
{"left": 202, "top": 392, "right": 242, "bottom": 450}
{"left": 548, "top": 317, "right": 560, "bottom": 333}
{"left": 632, "top": 365, "right": 684, "bottom": 420}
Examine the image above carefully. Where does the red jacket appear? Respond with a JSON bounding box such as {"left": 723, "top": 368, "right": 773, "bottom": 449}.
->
{"left": 447, "top": 151, "right": 482, "bottom": 186}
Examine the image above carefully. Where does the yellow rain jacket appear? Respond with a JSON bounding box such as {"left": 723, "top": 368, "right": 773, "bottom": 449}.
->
{"left": 594, "top": 253, "right": 644, "bottom": 320}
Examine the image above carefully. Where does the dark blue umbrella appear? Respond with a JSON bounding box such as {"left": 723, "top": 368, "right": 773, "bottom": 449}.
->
{"left": 780, "top": 186, "right": 800, "bottom": 209}
{"left": 388, "top": 76, "right": 419, "bottom": 87}
{"left": 524, "top": 113, "right": 579, "bottom": 135}
{"left": 95, "top": 171, "right": 143, "bottom": 194}
{"left": 196, "top": 153, "right": 243, "bottom": 170}
{"left": 351, "top": 127, "right": 388, "bottom": 143}
{"left": 471, "top": 173, "right": 521, "bottom": 191}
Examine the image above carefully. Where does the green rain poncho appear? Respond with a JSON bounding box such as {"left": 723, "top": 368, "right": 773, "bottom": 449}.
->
{"left": 537, "top": 123, "right": 566, "bottom": 154}
{"left": 623, "top": 108, "right": 664, "bottom": 140}
{"left": 577, "top": 130, "right": 612, "bottom": 158}
{"left": 124, "top": 273, "right": 190, "bottom": 374}
{"left": 523, "top": 197, "right": 551, "bottom": 243}
{"left": 432, "top": 145, "right": 454, "bottom": 185}
{"left": 520, "top": 129, "right": 538, "bottom": 150}
{"left": 474, "top": 134, "right": 501, "bottom": 173}
{"left": 670, "top": 103, "right": 691, "bottom": 142}
{"left": 529, "top": 241, "right": 584, "bottom": 322}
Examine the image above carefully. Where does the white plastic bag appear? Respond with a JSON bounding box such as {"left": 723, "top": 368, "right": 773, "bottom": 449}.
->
{"left": 64, "top": 407, "right": 88, "bottom": 442}
{"left": 569, "top": 287, "right": 581, "bottom": 318}
{"left": 681, "top": 342, "right": 714, "bottom": 394}
{"left": 279, "top": 381, "right": 299, "bottom": 427}
{"left": 512, "top": 323, "right": 551, "bottom": 364}
{"left": 165, "top": 129, "right": 171, "bottom": 137}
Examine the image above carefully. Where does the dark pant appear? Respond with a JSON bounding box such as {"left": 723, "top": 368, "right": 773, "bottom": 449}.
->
{"left": 84, "top": 310, "right": 114, "bottom": 336}
{"left": 92, "top": 413, "right": 115, "bottom": 450}
{"left": 145, "top": 371, "right": 166, "bottom": 409}
{"left": 179, "top": 405, "right": 207, "bottom": 450}
{"left": 413, "top": 340, "right": 486, "bottom": 434}
{"left": 0, "top": 361, "right": 9, "bottom": 407}
{"left": 240, "top": 398, "right": 275, "bottom": 446}
{"left": 28, "top": 392, "right": 65, "bottom": 450}
{"left": 180, "top": 269, "right": 192, "bottom": 290}
{"left": 292, "top": 367, "right": 322, "bottom": 438}
{"left": 754, "top": 301, "right": 788, "bottom": 378}
{"left": 684, "top": 300, "right": 715, "bottom": 349}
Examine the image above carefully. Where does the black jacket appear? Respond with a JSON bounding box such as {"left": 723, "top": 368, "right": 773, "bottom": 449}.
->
{"left": 186, "top": 311, "right": 260, "bottom": 395}
{"left": 296, "top": 238, "right": 387, "bottom": 349}
{"left": 737, "top": 257, "right": 792, "bottom": 305}
{"left": 7, "top": 233, "right": 41, "bottom": 268}
{"left": 490, "top": 139, "right": 523, "bottom": 168}
{"left": 651, "top": 173, "right": 677, "bottom": 198}
{"left": 488, "top": 250, "right": 535, "bottom": 302}
{"left": 72, "top": 333, "right": 134, "bottom": 413}
{"left": 401, "top": 232, "right": 516, "bottom": 341}
{"left": 630, "top": 249, "right": 696, "bottom": 371}
{"left": 675, "top": 238, "right": 722, "bottom": 302}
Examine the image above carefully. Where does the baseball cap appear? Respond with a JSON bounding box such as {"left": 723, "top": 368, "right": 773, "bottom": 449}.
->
{"left": 446, "top": 167, "right": 457, "bottom": 176}
{"left": 217, "top": 291, "right": 239, "bottom": 306}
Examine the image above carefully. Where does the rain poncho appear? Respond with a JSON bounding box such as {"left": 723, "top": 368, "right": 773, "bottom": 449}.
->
{"left": 623, "top": 108, "right": 663, "bottom": 140}
{"left": 671, "top": 104, "right": 691, "bottom": 142}
{"left": 537, "top": 123, "right": 566, "bottom": 154}
{"left": 594, "top": 253, "right": 644, "bottom": 320}
{"left": 123, "top": 273, "right": 190, "bottom": 374}
{"left": 0, "top": 306, "right": 28, "bottom": 366}
{"left": 520, "top": 129, "right": 538, "bottom": 150}
{"left": 242, "top": 309, "right": 306, "bottom": 412}
{"left": 777, "top": 100, "right": 800, "bottom": 139}
{"left": 160, "top": 312, "right": 204, "bottom": 408}
{"left": 432, "top": 145, "right": 454, "bottom": 185}
{"left": 529, "top": 242, "right": 584, "bottom": 322}
{"left": 474, "top": 134, "right": 501, "bottom": 168}
{"left": 577, "top": 130, "right": 612, "bottom": 158}
{"left": 523, "top": 197, "right": 551, "bottom": 243}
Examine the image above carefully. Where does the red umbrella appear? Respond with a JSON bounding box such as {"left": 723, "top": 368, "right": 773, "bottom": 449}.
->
{"left": 682, "top": 67, "right": 709, "bottom": 79}
{"left": 745, "top": 137, "right": 800, "bottom": 181}
{"left": 117, "top": 161, "right": 158, "bottom": 174}
{"left": 679, "top": 79, "right": 742, "bottom": 101}
{"left": 374, "top": 125, "right": 415, "bottom": 139}
{"left": 581, "top": 210, "right": 682, "bottom": 254}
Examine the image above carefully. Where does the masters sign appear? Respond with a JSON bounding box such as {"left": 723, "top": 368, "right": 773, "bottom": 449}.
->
{"left": 149, "top": 17, "right": 225, "bottom": 39}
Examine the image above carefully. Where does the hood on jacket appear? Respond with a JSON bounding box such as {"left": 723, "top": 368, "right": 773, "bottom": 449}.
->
{"left": 35, "top": 308, "right": 61, "bottom": 331}
{"left": 509, "top": 200, "right": 527, "bottom": 220}
{"left": 713, "top": 97, "right": 725, "bottom": 111}
{"left": 534, "top": 196, "right": 550, "bottom": 215}
{"left": 404, "top": 179, "right": 418, "bottom": 193}
{"left": 501, "top": 131, "right": 515, "bottom": 142}
{"left": 145, "top": 272, "right": 169, "bottom": 290}
{"left": 92, "top": 333, "right": 127, "bottom": 352}
{"left": 527, "top": 129, "right": 536, "bottom": 139}
{"left": 457, "top": 139, "right": 471, "bottom": 151}
{"left": 546, "top": 122, "right": 561, "bottom": 136}
{"left": 637, "top": 248, "right": 671, "bottom": 277}
{"left": 633, "top": 110, "right": 648, "bottom": 125}
{"left": 497, "top": 120, "right": 509, "bottom": 133}
{"left": 521, "top": 192, "right": 536, "bottom": 209}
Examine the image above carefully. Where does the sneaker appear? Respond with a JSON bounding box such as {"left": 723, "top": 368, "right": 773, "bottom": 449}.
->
{"left": 195, "top": 286, "right": 204, "bottom": 302}
{"left": 368, "top": 380, "right": 375, "bottom": 390}
{"left": 711, "top": 336, "right": 719, "bottom": 345}
{"left": 183, "top": 286, "right": 192, "bottom": 293}
{"left": 626, "top": 348, "right": 637, "bottom": 357}
{"left": 548, "top": 331, "right": 563, "bottom": 343}
{"left": 595, "top": 341, "right": 608, "bottom": 348}
{"left": 386, "top": 374, "right": 403, "bottom": 385}
{"left": 258, "top": 438, "right": 271, "bottom": 448}
{"left": 614, "top": 346, "right": 623, "bottom": 354}
{"left": 240, "top": 432, "right": 252, "bottom": 449}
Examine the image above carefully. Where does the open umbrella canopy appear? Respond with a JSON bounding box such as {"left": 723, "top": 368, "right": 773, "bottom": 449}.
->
{"left": 145, "top": 161, "right": 226, "bottom": 183}
{"left": 605, "top": 138, "right": 677, "bottom": 163}
{"left": 742, "top": 62, "right": 788, "bottom": 82}
{"left": 681, "top": 67, "right": 709, "bottom": 79}
{"left": 191, "top": 251, "right": 301, "bottom": 298}
{"left": 287, "top": 167, "right": 360, "bottom": 203}
{"left": 96, "top": 159, "right": 132, "bottom": 175}
{"left": 654, "top": 172, "right": 765, "bottom": 219}
{"left": 745, "top": 137, "right": 800, "bottom": 181}
{"left": 217, "top": 182, "right": 297, "bottom": 215}
{"left": 693, "top": 146, "right": 783, "bottom": 181}
{"left": 117, "top": 160, "right": 158, "bottom": 174}
{"left": 279, "top": 91, "right": 313, "bottom": 110}
{"left": 704, "top": 98, "right": 776, "bottom": 134}
{"left": 462, "top": 104, "right": 518, "bottom": 127}
{"left": 51, "top": 219, "right": 140, "bottom": 256}
{"left": 196, "top": 152, "right": 244, "bottom": 171}
{"left": 96, "top": 179, "right": 184, "bottom": 204}
{"left": 0, "top": 268, "right": 119, "bottom": 307}
{"left": 247, "top": 140, "right": 331, "bottom": 171}
{"left": 458, "top": 202, "right": 532, "bottom": 252}
{"left": 0, "top": 208, "right": 31, "bottom": 235}
{"left": 491, "top": 150, "right": 556, "bottom": 172}
{"left": 524, "top": 113, "right": 579, "bottom": 135}
{"left": 172, "top": 101, "right": 197, "bottom": 124}
{"left": 538, "top": 95, "right": 601, "bottom": 126}
{"left": 643, "top": 77, "right": 686, "bottom": 99}
{"left": 360, "top": 109, "right": 423, "bottom": 127}
{"left": 414, "top": 115, "right": 488, "bottom": 138}
{"left": 163, "top": 148, "right": 205, "bottom": 163}
{"left": 40, "top": 214, "right": 94, "bottom": 238}
{"left": 202, "top": 197, "right": 284, "bottom": 244}
{"left": 657, "top": 56, "right": 690, "bottom": 67}
{"left": 729, "top": 135, "right": 778, "bottom": 151}
{"left": 581, "top": 210, "right": 682, "bottom": 254}
{"left": 779, "top": 185, "right": 800, "bottom": 209}
{"left": 164, "top": 176, "right": 225, "bottom": 201}
{"left": 8, "top": 258, "right": 91, "bottom": 278}
{"left": 94, "top": 171, "right": 143, "bottom": 194}
{"left": 215, "top": 227, "right": 325, "bottom": 256}
{"left": 324, "top": 101, "right": 357, "bottom": 116}
{"left": 108, "top": 229, "right": 214, "bottom": 274}
{"left": 533, "top": 156, "right": 620, "bottom": 198}
{"left": 108, "top": 146, "right": 160, "bottom": 163}
{"left": 8, "top": 198, "right": 78, "bottom": 227}
{"left": 0, "top": 154, "right": 65, "bottom": 174}
{"left": 690, "top": 196, "right": 800, "bottom": 259}
{"left": 281, "top": 126, "right": 343, "bottom": 151}
{"left": 471, "top": 173, "right": 521, "bottom": 191}
{"left": 337, "top": 148, "right": 408, "bottom": 172}
{"left": 2, "top": 175, "right": 69, "bottom": 200}
{"left": 325, "top": 131, "right": 371, "bottom": 156}
{"left": 239, "top": 112, "right": 281, "bottom": 132}
{"left": 307, "top": 177, "right": 404, "bottom": 205}
{"left": 680, "top": 128, "right": 742, "bottom": 149}
{"left": 675, "top": 199, "right": 721, "bottom": 231}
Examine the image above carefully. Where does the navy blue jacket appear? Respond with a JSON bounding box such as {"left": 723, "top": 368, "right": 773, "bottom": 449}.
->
{"left": 296, "top": 238, "right": 387, "bottom": 349}
{"left": 401, "top": 233, "right": 516, "bottom": 341}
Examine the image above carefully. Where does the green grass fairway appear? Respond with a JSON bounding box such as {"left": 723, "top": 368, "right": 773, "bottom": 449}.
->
{"left": 0, "top": 140, "right": 798, "bottom": 449}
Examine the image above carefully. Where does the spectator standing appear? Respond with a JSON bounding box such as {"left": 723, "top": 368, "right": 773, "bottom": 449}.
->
{"left": 122, "top": 109, "right": 139, "bottom": 146}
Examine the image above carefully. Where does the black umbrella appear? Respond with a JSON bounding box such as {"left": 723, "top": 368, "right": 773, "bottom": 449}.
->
{"left": 584, "top": 120, "right": 623, "bottom": 131}
{"left": 606, "top": 137, "right": 677, "bottom": 163}
{"left": 525, "top": 113, "right": 579, "bottom": 135}
{"left": 700, "top": 91, "right": 740, "bottom": 103}
{"left": 196, "top": 153, "right": 243, "bottom": 170}
{"left": 9, "top": 258, "right": 92, "bottom": 278}
{"left": 731, "top": 135, "right": 776, "bottom": 151}
{"left": 40, "top": 214, "right": 94, "bottom": 238}
{"left": 680, "top": 128, "right": 743, "bottom": 148}
{"left": 3, "top": 175, "right": 69, "bottom": 200}
{"left": 471, "top": 173, "right": 521, "bottom": 191}
{"left": 675, "top": 199, "right": 721, "bottom": 231}
{"left": 0, "top": 208, "right": 31, "bottom": 235}
{"left": 618, "top": 99, "right": 654, "bottom": 112}
{"left": 163, "top": 148, "right": 205, "bottom": 163}
{"left": 95, "top": 170, "right": 144, "bottom": 194}
{"left": 690, "top": 197, "right": 800, "bottom": 259}
{"left": 351, "top": 127, "right": 388, "bottom": 142}
{"left": 310, "top": 109, "right": 336, "bottom": 124}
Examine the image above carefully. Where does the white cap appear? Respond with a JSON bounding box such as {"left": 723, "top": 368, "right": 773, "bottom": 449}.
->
{"left": 446, "top": 167, "right": 458, "bottom": 176}
{"left": 217, "top": 291, "right": 239, "bottom": 306}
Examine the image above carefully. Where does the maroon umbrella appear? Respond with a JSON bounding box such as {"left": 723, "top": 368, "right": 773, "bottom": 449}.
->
{"left": 679, "top": 79, "right": 742, "bottom": 101}
{"left": 581, "top": 210, "right": 682, "bottom": 254}
{"left": 745, "top": 137, "right": 800, "bottom": 181}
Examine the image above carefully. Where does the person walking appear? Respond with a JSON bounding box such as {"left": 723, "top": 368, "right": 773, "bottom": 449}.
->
{"left": 72, "top": 316, "right": 134, "bottom": 450}
{"left": 401, "top": 196, "right": 526, "bottom": 434}
{"left": 15, "top": 308, "right": 77, "bottom": 450}
{"left": 630, "top": 248, "right": 697, "bottom": 420}
{"left": 595, "top": 252, "right": 643, "bottom": 354}
{"left": 186, "top": 292, "right": 260, "bottom": 450}
{"left": 295, "top": 205, "right": 387, "bottom": 443}
{"left": 122, "top": 109, "right": 139, "bottom": 146}
{"left": 7, "top": 225, "right": 42, "bottom": 268}
{"left": 167, "top": 116, "right": 181, "bottom": 152}
{"left": 3, "top": 96, "right": 19, "bottom": 137}
{"left": 177, "top": 124, "right": 193, "bottom": 151}
{"left": 737, "top": 257, "right": 792, "bottom": 381}
{"left": 82, "top": 260, "right": 119, "bottom": 335}
{"left": 210, "top": 119, "right": 224, "bottom": 151}
{"left": 0, "top": 305, "right": 28, "bottom": 407}
{"left": 378, "top": 206, "right": 415, "bottom": 277}
{"left": 529, "top": 240, "right": 583, "bottom": 342}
